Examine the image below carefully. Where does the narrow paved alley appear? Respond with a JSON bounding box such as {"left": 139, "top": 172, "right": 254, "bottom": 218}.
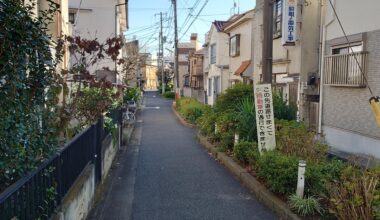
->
{"left": 88, "top": 92, "right": 276, "bottom": 220}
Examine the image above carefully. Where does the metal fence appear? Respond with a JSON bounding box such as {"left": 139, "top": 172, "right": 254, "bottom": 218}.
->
{"left": 0, "top": 108, "right": 122, "bottom": 220}
{"left": 324, "top": 51, "right": 368, "bottom": 87}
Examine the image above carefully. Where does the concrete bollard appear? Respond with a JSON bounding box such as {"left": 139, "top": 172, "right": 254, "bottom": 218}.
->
{"left": 296, "top": 160, "right": 306, "bottom": 198}
{"left": 234, "top": 133, "right": 239, "bottom": 146}
{"left": 214, "top": 123, "right": 218, "bottom": 134}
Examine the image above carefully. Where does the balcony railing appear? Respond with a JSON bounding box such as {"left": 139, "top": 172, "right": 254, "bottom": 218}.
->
{"left": 324, "top": 51, "right": 368, "bottom": 87}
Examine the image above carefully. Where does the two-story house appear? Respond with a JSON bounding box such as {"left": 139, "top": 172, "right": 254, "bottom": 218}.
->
{"left": 204, "top": 21, "right": 229, "bottom": 106}
{"left": 68, "top": 0, "right": 128, "bottom": 84}
{"left": 319, "top": 0, "right": 380, "bottom": 159}
{"left": 179, "top": 33, "right": 199, "bottom": 96}
{"left": 253, "top": 0, "right": 321, "bottom": 128}
{"left": 223, "top": 9, "right": 255, "bottom": 85}
{"left": 188, "top": 48, "right": 205, "bottom": 103}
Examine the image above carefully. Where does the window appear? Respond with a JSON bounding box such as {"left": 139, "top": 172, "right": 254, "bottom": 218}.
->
{"left": 273, "top": 0, "right": 282, "bottom": 38}
{"left": 208, "top": 78, "right": 212, "bottom": 96}
{"left": 210, "top": 44, "right": 216, "bottom": 64}
{"left": 324, "top": 43, "right": 367, "bottom": 86}
{"left": 69, "top": 12, "right": 76, "bottom": 24}
{"left": 229, "top": 34, "right": 240, "bottom": 57}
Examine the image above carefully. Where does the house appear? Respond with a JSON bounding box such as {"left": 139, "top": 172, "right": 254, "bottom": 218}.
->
{"left": 319, "top": 0, "right": 380, "bottom": 159}
{"left": 68, "top": 0, "right": 128, "bottom": 83}
{"left": 179, "top": 33, "right": 199, "bottom": 97}
{"left": 143, "top": 64, "right": 158, "bottom": 91}
{"left": 188, "top": 48, "right": 206, "bottom": 103}
{"left": 253, "top": 0, "right": 321, "bottom": 128}
{"left": 223, "top": 9, "right": 255, "bottom": 85}
{"left": 204, "top": 21, "right": 229, "bottom": 106}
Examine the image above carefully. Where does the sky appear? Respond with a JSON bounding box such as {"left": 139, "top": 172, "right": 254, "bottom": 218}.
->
{"left": 125, "top": 0, "right": 256, "bottom": 56}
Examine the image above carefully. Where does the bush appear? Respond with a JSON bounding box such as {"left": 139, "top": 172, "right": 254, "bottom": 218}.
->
{"left": 288, "top": 195, "right": 323, "bottom": 217}
{"left": 273, "top": 91, "right": 297, "bottom": 120}
{"left": 176, "top": 97, "right": 205, "bottom": 123}
{"left": 236, "top": 98, "right": 257, "bottom": 142}
{"left": 196, "top": 105, "right": 216, "bottom": 136}
{"left": 256, "top": 151, "right": 299, "bottom": 196}
{"left": 123, "top": 87, "right": 141, "bottom": 103}
{"left": 327, "top": 165, "right": 380, "bottom": 220}
{"left": 233, "top": 141, "right": 259, "bottom": 164}
{"left": 163, "top": 91, "right": 175, "bottom": 99}
{"left": 276, "top": 119, "right": 328, "bottom": 162}
{"left": 215, "top": 83, "right": 254, "bottom": 113}
{"left": 305, "top": 159, "right": 347, "bottom": 197}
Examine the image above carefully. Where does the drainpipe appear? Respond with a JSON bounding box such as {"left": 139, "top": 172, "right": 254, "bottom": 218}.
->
{"left": 318, "top": 0, "right": 335, "bottom": 134}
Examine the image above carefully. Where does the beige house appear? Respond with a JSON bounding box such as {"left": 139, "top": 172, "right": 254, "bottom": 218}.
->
{"left": 68, "top": 0, "right": 128, "bottom": 83}
{"left": 223, "top": 10, "right": 255, "bottom": 85}
{"left": 253, "top": 0, "right": 321, "bottom": 128}
{"left": 204, "top": 21, "right": 229, "bottom": 106}
{"left": 188, "top": 49, "right": 206, "bottom": 103}
{"left": 180, "top": 33, "right": 200, "bottom": 97}
{"left": 320, "top": 0, "right": 380, "bottom": 159}
{"left": 143, "top": 64, "right": 158, "bottom": 91}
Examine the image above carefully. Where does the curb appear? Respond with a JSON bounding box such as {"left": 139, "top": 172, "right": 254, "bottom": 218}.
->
{"left": 171, "top": 102, "right": 196, "bottom": 128}
{"left": 197, "top": 133, "right": 301, "bottom": 220}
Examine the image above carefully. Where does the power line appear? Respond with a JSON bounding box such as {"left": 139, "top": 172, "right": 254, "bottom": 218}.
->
{"left": 179, "top": 0, "right": 209, "bottom": 40}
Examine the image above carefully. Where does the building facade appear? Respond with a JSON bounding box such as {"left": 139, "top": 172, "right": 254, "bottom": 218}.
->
{"left": 179, "top": 33, "right": 199, "bottom": 97}
{"left": 320, "top": 0, "right": 380, "bottom": 159}
{"left": 68, "top": 0, "right": 128, "bottom": 83}
{"left": 204, "top": 21, "right": 229, "bottom": 106}
{"left": 188, "top": 48, "right": 205, "bottom": 103}
{"left": 253, "top": 0, "right": 321, "bottom": 128}
{"left": 223, "top": 10, "right": 255, "bottom": 85}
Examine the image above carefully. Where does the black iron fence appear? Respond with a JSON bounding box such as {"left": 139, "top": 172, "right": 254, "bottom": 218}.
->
{"left": 0, "top": 108, "right": 122, "bottom": 220}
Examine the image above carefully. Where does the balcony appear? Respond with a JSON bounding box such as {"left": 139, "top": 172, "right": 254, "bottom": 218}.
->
{"left": 324, "top": 51, "right": 368, "bottom": 87}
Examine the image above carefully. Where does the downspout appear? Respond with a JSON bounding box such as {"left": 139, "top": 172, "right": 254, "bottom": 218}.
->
{"left": 318, "top": 0, "right": 335, "bottom": 134}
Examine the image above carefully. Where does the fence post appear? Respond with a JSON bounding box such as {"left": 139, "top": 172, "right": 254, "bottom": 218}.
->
{"left": 119, "top": 108, "right": 123, "bottom": 148}
{"left": 95, "top": 117, "right": 103, "bottom": 185}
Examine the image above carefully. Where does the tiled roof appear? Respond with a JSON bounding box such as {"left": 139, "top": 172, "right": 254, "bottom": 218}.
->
{"left": 213, "top": 20, "right": 228, "bottom": 32}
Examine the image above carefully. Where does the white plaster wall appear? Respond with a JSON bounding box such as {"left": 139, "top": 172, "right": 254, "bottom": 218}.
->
{"left": 325, "top": 0, "right": 380, "bottom": 41}
{"left": 324, "top": 126, "right": 380, "bottom": 159}
{"left": 227, "top": 17, "right": 253, "bottom": 83}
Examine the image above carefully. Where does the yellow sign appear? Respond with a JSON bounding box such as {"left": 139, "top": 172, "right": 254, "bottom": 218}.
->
{"left": 370, "top": 97, "right": 380, "bottom": 127}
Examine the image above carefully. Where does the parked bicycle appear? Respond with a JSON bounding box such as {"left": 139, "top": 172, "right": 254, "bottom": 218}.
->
{"left": 122, "top": 100, "right": 136, "bottom": 123}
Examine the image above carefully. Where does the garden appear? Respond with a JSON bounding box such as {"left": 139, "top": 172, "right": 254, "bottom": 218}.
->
{"left": 175, "top": 84, "right": 380, "bottom": 219}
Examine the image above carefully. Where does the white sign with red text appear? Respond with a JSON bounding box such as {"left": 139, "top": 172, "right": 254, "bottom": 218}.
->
{"left": 254, "top": 84, "right": 276, "bottom": 152}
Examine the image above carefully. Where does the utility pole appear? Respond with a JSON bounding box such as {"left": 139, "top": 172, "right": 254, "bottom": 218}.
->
{"left": 262, "top": 0, "right": 273, "bottom": 84}
{"left": 172, "top": 0, "right": 179, "bottom": 97}
{"left": 160, "top": 12, "right": 166, "bottom": 94}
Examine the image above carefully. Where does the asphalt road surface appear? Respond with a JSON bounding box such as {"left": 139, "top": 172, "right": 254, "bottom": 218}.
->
{"left": 88, "top": 91, "right": 276, "bottom": 220}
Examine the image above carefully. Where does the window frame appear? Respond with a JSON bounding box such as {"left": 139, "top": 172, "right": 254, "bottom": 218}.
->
{"left": 229, "top": 34, "right": 240, "bottom": 57}
{"left": 210, "top": 44, "right": 216, "bottom": 64}
{"left": 273, "top": 0, "right": 283, "bottom": 39}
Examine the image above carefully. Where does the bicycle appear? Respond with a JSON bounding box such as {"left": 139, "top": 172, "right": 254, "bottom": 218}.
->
{"left": 122, "top": 101, "right": 136, "bottom": 123}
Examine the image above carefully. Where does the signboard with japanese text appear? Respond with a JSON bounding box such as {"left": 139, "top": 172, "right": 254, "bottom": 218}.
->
{"left": 282, "top": 0, "right": 297, "bottom": 46}
{"left": 254, "top": 84, "right": 276, "bottom": 152}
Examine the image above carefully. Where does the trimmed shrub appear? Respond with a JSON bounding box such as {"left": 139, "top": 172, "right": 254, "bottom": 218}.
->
{"left": 215, "top": 83, "right": 254, "bottom": 113}
{"left": 256, "top": 151, "right": 299, "bottom": 196}
{"left": 233, "top": 141, "right": 259, "bottom": 164}
{"left": 305, "top": 159, "right": 347, "bottom": 197}
{"left": 163, "top": 91, "right": 175, "bottom": 99}
{"left": 276, "top": 119, "right": 328, "bottom": 162}
{"left": 196, "top": 105, "right": 217, "bottom": 136}
{"left": 176, "top": 97, "right": 204, "bottom": 124}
